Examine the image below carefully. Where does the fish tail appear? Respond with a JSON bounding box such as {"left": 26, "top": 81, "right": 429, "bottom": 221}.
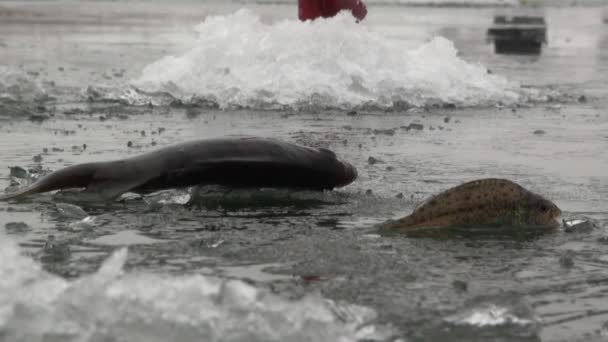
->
{"left": 380, "top": 215, "right": 417, "bottom": 231}
{"left": 0, "top": 183, "right": 42, "bottom": 201}
{"left": 0, "top": 163, "right": 97, "bottom": 201}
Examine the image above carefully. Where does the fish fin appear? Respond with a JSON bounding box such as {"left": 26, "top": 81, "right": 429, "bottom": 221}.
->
{"left": 414, "top": 194, "right": 436, "bottom": 211}
{"left": 79, "top": 177, "right": 154, "bottom": 202}
{"left": 0, "top": 178, "right": 145, "bottom": 203}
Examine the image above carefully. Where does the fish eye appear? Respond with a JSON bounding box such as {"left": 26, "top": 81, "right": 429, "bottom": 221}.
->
{"left": 539, "top": 204, "right": 548, "bottom": 212}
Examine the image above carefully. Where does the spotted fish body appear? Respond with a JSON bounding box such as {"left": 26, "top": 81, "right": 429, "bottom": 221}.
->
{"left": 384, "top": 178, "right": 561, "bottom": 231}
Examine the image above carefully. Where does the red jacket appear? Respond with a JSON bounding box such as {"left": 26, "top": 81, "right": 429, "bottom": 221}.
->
{"left": 298, "top": 0, "right": 367, "bottom": 22}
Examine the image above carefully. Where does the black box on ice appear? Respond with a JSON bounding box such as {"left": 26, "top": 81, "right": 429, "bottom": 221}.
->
{"left": 487, "top": 16, "right": 547, "bottom": 55}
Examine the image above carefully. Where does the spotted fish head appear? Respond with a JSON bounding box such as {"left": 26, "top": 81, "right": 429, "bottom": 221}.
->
{"left": 525, "top": 192, "right": 561, "bottom": 226}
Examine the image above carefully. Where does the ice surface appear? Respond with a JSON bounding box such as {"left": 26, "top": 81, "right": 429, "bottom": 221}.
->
{"left": 0, "top": 234, "right": 390, "bottom": 342}
{"left": 131, "top": 9, "right": 530, "bottom": 110}
{"left": 0, "top": 66, "right": 47, "bottom": 103}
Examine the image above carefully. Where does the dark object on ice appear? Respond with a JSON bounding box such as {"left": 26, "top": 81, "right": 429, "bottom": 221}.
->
{"left": 5, "top": 222, "right": 31, "bottom": 234}
{"left": 41, "top": 235, "right": 71, "bottom": 262}
{"left": 401, "top": 123, "right": 424, "bottom": 131}
{"left": 28, "top": 114, "right": 50, "bottom": 123}
{"left": 367, "top": 156, "right": 383, "bottom": 165}
{"left": 452, "top": 279, "right": 468, "bottom": 293}
{"left": 563, "top": 218, "right": 597, "bottom": 233}
{"left": 559, "top": 251, "right": 575, "bottom": 268}
{"left": 0, "top": 137, "right": 358, "bottom": 202}
{"left": 373, "top": 128, "right": 396, "bottom": 136}
{"left": 9, "top": 166, "right": 29, "bottom": 179}
{"left": 487, "top": 16, "right": 547, "bottom": 55}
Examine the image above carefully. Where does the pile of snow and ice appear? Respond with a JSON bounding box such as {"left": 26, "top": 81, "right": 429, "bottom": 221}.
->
{"left": 127, "top": 9, "right": 533, "bottom": 110}
{"left": 0, "top": 234, "right": 389, "bottom": 342}
{"left": 246, "top": 0, "right": 518, "bottom": 6}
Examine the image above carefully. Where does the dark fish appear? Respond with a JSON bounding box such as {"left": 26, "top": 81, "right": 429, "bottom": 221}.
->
{"left": 382, "top": 178, "right": 561, "bottom": 231}
{"left": 0, "top": 136, "right": 357, "bottom": 202}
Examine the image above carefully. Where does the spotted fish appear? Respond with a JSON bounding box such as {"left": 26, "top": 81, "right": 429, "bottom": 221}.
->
{"left": 382, "top": 178, "right": 561, "bottom": 231}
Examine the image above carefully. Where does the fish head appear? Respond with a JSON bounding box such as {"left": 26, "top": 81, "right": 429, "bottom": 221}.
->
{"left": 314, "top": 148, "right": 357, "bottom": 188}
{"left": 525, "top": 193, "right": 561, "bottom": 226}
{"left": 335, "top": 160, "right": 358, "bottom": 187}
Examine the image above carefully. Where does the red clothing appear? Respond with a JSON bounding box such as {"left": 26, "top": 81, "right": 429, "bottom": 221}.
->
{"left": 298, "top": 0, "right": 367, "bottom": 22}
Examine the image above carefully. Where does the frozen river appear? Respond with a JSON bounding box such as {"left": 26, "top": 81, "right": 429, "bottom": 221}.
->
{"left": 0, "top": 1, "right": 607, "bottom": 341}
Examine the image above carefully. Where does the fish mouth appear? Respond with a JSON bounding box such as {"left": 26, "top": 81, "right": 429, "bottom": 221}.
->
{"left": 538, "top": 207, "right": 561, "bottom": 228}
{"left": 547, "top": 202, "right": 562, "bottom": 221}
{"left": 540, "top": 205, "right": 562, "bottom": 227}
{"left": 528, "top": 193, "right": 562, "bottom": 226}
{"left": 551, "top": 209, "right": 562, "bottom": 224}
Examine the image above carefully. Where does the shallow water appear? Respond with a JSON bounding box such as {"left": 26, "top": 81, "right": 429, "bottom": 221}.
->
{"left": 0, "top": 1, "right": 607, "bottom": 341}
